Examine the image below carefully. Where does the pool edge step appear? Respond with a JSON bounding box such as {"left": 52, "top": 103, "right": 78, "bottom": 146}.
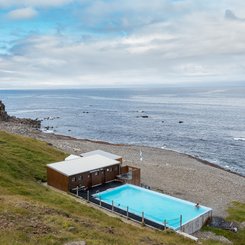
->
{"left": 176, "top": 231, "right": 198, "bottom": 242}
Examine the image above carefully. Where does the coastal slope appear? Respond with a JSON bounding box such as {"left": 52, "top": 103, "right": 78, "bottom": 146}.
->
{"left": 0, "top": 130, "right": 196, "bottom": 245}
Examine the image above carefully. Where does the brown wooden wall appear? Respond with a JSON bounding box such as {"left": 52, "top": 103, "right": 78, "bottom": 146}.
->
{"left": 105, "top": 164, "right": 119, "bottom": 183}
{"left": 68, "top": 163, "right": 120, "bottom": 190}
{"left": 120, "top": 166, "right": 129, "bottom": 174}
{"left": 131, "top": 168, "right": 141, "bottom": 186}
{"left": 48, "top": 163, "right": 121, "bottom": 191}
{"left": 68, "top": 172, "right": 92, "bottom": 191}
{"left": 47, "top": 167, "right": 69, "bottom": 192}
{"left": 118, "top": 165, "right": 141, "bottom": 186}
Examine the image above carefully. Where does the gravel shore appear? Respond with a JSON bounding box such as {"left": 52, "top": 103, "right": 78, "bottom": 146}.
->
{"left": 1, "top": 121, "right": 244, "bottom": 217}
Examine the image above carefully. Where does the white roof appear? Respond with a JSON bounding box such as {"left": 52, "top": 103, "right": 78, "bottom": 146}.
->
{"left": 65, "top": 154, "right": 81, "bottom": 161}
{"left": 80, "top": 150, "right": 121, "bottom": 160}
{"left": 47, "top": 154, "right": 120, "bottom": 176}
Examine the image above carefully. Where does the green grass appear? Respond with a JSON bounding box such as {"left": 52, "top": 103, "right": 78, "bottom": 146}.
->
{"left": 227, "top": 202, "right": 245, "bottom": 223}
{"left": 0, "top": 130, "right": 244, "bottom": 245}
{"left": 202, "top": 202, "right": 245, "bottom": 245}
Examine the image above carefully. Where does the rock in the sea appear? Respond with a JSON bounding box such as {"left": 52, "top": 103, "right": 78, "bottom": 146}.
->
{"left": 178, "top": 121, "right": 184, "bottom": 124}
{"left": 137, "top": 115, "right": 149, "bottom": 118}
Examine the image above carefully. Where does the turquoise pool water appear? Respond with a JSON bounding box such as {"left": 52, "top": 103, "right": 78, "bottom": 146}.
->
{"left": 94, "top": 184, "right": 212, "bottom": 230}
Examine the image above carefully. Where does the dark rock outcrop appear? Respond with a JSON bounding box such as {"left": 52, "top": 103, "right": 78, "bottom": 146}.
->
{"left": 0, "top": 100, "right": 10, "bottom": 121}
{"left": 0, "top": 100, "right": 41, "bottom": 129}
{"left": 209, "top": 217, "right": 239, "bottom": 232}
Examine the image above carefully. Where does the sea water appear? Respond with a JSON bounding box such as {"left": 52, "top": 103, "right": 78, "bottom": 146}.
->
{"left": 0, "top": 86, "right": 244, "bottom": 176}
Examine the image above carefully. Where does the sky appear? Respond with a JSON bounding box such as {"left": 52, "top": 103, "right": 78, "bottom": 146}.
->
{"left": 0, "top": 0, "right": 245, "bottom": 89}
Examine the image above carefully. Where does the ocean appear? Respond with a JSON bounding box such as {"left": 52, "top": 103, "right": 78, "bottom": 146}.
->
{"left": 0, "top": 87, "right": 244, "bottom": 176}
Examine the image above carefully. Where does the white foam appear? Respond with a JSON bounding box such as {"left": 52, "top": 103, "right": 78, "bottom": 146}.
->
{"left": 41, "top": 129, "right": 54, "bottom": 134}
{"left": 234, "top": 137, "right": 245, "bottom": 141}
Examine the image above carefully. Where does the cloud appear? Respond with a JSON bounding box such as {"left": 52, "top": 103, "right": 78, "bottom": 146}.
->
{"left": 1, "top": 15, "right": 245, "bottom": 89}
{"left": 7, "top": 7, "right": 38, "bottom": 20}
{"left": 0, "top": 1, "right": 245, "bottom": 88}
{"left": 0, "top": 0, "right": 73, "bottom": 8}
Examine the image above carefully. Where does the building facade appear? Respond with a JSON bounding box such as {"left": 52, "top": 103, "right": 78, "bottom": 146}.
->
{"left": 47, "top": 150, "right": 141, "bottom": 192}
{"left": 47, "top": 154, "right": 121, "bottom": 192}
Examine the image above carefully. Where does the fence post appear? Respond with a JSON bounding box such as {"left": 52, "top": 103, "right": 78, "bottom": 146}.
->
{"left": 164, "top": 219, "right": 167, "bottom": 230}
{"left": 87, "top": 190, "right": 90, "bottom": 203}
{"left": 112, "top": 200, "right": 114, "bottom": 212}
{"left": 76, "top": 186, "right": 79, "bottom": 196}
{"left": 142, "top": 212, "right": 145, "bottom": 226}
{"left": 126, "top": 206, "right": 129, "bottom": 219}
{"left": 180, "top": 215, "right": 182, "bottom": 231}
{"left": 99, "top": 196, "right": 101, "bottom": 207}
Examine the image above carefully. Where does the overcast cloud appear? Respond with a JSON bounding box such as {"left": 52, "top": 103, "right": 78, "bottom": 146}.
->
{"left": 0, "top": 0, "right": 245, "bottom": 88}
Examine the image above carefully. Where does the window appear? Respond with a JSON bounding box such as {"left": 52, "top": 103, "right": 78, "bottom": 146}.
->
{"left": 78, "top": 175, "right": 82, "bottom": 181}
{"left": 107, "top": 168, "right": 109, "bottom": 172}
{"left": 95, "top": 172, "right": 98, "bottom": 176}
{"left": 88, "top": 174, "right": 90, "bottom": 178}
{"left": 71, "top": 177, "right": 76, "bottom": 182}
{"left": 114, "top": 166, "right": 118, "bottom": 171}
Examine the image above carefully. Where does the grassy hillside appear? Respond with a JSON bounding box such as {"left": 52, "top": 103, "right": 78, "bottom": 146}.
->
{"left": 0, "top": 131, "right": 244, "bottom": 245}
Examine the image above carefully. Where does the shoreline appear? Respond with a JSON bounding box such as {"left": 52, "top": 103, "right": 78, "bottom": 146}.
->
{"left": 0, "top": 120, "right": 244, "bottom": 217}
{"left": 42, "top": 128, "right": 245, "bottom": 178}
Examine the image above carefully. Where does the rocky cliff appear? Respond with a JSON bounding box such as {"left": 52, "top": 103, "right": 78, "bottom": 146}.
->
{"left": 0, "top": 100, "right": 10, "bottom": 121}
{"left": 0, "top": 100, "right": 41, "bottom": 128}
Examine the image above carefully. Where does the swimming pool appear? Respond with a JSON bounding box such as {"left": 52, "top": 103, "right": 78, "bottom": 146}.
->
{"left": 94, "top": 184, "right": 212, "bottom": 231}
